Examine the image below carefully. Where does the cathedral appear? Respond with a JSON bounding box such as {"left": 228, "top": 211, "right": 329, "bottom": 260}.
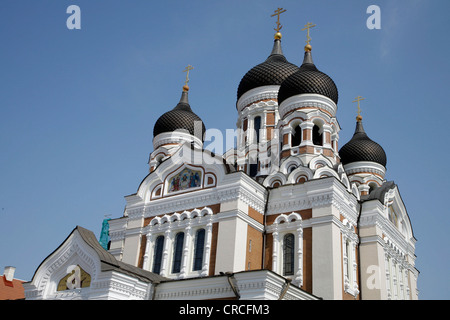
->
{"left": 23, "top": 10, "right": 419, "bottom": 300}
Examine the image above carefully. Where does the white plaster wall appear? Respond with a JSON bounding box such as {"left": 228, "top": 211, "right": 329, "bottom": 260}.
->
{"left": 359, "top": 240, "right": 387, "bottom": 300}
{"left": 311, "top": 212, "right": 343, "bottom": 300}
{"left": 215, "top": 216, "right": 248, "bottom": 274}
{"left": 121, "top": 232, "right": 142, "bottom": 266}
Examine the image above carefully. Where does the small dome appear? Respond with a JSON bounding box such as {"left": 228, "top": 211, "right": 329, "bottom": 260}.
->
{"left": 237, "top": 39, "right": 299, "bottom": 101}
{"left": 153, "top": 91, "right": 206, "bottom": 141}
{"left": 339, "top": 120, "right": 387, "bottom": 167}
{"left": 278, "top": 50, "right": 338, "bottom": 105}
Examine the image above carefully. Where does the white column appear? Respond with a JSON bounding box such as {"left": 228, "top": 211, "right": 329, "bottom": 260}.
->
{"left": 331, "top": 132, "right": 339, "bottom": 152}
{"left": 142, "top": 232, "right": 154, "bottom": 271}
{"left": 342, "top": 235, "right": 349, "bottom": 290}
{"left": 272, "top": 230, "right": 279, "bottom": 274}
{"left": 160, "top": 229, "right": 172, "bottom": 277}
{"left": 398, "top": 265, "right": 405, "bottom": 300}
{"left": 294, "top": 227, "right": 303, "bottom": 286}
{"left": 201, "top": 221, "right": 213, "bottom": 277}
{"left": 180, "top": 225, "right": 192, "bottom": 279}
{"left": 391, "top": 258, "right": 398, "bottom": 299}
{"left": 385, "top": 253, "right": 392, "bottom": 299}
{"left": 404, "top": 268, "right": 411, "bottom": 300}
{"left": 351, "top": 241, "right": 359, "bottom": 294}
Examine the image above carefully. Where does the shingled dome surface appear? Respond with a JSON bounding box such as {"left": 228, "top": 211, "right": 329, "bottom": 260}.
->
{"left": 153, "top": 91, "right": 206, "bottom": 140}
{"left": 278, "top": 51, "right": 338, "bottom": 105}
{"left": 339, "top": 120, "right": 387, "bottom": 167}
{"left": 237, "top": 39, "right": 299, "bottom": 101}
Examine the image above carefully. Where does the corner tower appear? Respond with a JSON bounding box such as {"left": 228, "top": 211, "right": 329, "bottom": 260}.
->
{"left": 277, "top": 23, "right": 340, "bottom": 168}
{"left": 339, "top": 100, "right": 387, "bottom": 196}
{"left": 233, "top": 8, "right": 299, "bottom": 179}
{"left": 149, "top": 67, "right": 206, "bottom": 172}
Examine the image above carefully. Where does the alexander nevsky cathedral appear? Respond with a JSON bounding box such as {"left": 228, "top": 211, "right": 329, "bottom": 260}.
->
{"left": 23, "top": 8, "right": 418, "bottom": 300}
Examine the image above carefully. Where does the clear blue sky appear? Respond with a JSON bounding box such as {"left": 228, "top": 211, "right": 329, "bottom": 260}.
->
{"left": 0, "top": 0, "right": 448, "bottom": 300}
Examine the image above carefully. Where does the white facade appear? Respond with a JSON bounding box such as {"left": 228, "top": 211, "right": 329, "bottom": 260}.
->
{"left": 23, "top": 20, "right": 419, "bottom": 301}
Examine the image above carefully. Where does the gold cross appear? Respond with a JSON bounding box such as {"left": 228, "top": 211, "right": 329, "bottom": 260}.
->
{"left": 271, "top": 8, "right": 286, "bottom": 33}
{"left": 301, "top": 22, "right": 316, "bottom": 45}
{"left": 353, "top": 96, "right": 365, "bottom": 117}
{"left": 183, "top": 64, "right": 194, "bottom": 86}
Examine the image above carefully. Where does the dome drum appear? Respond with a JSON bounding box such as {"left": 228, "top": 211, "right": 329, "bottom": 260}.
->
{"left": 343, "top": 161, "right": 386, "bottom": 180}
{"left": 153, "top": 130, "right": 204, "bottom": 150}
{"left": 236, "top": 85, "right": 281, "bottom": 114}
{"left": 278, "top": 93, "right": 338, "bottom": 119}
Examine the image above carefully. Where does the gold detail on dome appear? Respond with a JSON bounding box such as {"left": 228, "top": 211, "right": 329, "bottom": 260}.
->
{"left": 182, "top": 64, "right": 194, "bottom": 91}
{"left": 301, "top": 22, "right": 316, "bottom": 51}
{"left": 353, "top": 96, "right": 365, "bottom": 121}
{"left": 271, "top": 8, "right": 286, "bottom": 39}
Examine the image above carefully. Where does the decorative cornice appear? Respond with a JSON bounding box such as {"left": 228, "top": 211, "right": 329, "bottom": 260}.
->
{"left": 154, "top": 270, "right": 318, "bottom": 300}
{"left": 125, "top": 181, "right": 267, "bottom": 221}
{"left": 109, "top": 230, "right": 125, "bottom": 241}
{"left": 344, "top": 161, "right": 386, "bottom": 178}
{"left": 359, "top": 206, "right": 416, "bottom": 271}
{"left": 266, "top": 177, "right": 359, "bottom": 225}
{"left": 153, "top": 131, "right": 202, "bottom": 150}
{"left": 237, "top": 85, "right": 280, "bottom": 113}
{"left": 278, "top": 93, "right": 337, "bottom": 119}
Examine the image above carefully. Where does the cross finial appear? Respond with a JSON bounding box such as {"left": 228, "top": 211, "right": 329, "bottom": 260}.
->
{"left": 353, "top": 96, "right": 365, "bottom": 121}
{"left": 301, "top": 22, "right": 316, "bottom": 51}
{"left": 271, "top": 8, "right": 286, "bottom": 39}
{"left": 182, "top": 64, "right": 194, "bottom": 91}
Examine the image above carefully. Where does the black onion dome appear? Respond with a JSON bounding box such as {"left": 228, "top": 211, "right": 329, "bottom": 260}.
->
{"left": 277, "top": 50, "right": 338, "bottom": 105}
{"left": 153, "top": 90, "right": 206, "bottom": 141}
{"left": 237, "top": 39, "right": 299, "bottom": 101}
{"left": 339, "top": 119, "right": 387, "bottom": 167}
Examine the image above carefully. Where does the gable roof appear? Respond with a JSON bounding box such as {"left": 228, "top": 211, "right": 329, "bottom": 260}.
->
{"left": 76, "top": 226, "right": 169, "bottom": 284}
{"left": 29, "top": 226, "right": 168, "bottom": 285}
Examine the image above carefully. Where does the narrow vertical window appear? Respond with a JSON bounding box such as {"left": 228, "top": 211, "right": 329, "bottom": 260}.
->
{"left": 283, "top": 233, "right": 295, "bottom": 276}
{"left": 292, "top": 125, "right": 302, "bottom": 147}
{"left": 313, "top": 124, "right": 323, "bottom": 146}
{"left": 152, "top": 235, "right": 165, "bottom": 274}
{"left": 254, "top": 116, "right": 262, "bottom": 144}
{"left": 172, "top": 232, "right": 185, "bottom": 273}
{"left": 193, "top": 229, "right": 205, "bottom": 271}
{"left": 249, "top": 158, "right": 258, "bottom": 177}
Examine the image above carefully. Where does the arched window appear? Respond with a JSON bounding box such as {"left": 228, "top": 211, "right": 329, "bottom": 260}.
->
{"left": 292, "top": 125, "right": 302, "bottom": 147}
{"left": 249, "top": 163, "right": 258, "bottom": 177}
{"left": 193, "top": 229, "right": 205, "bottom": 271}
{"left": 249, "top": 155, "right": 259, "bottom": 177}
{"left": 313, "top": 124, "right": 323, "bottom": 146}
{"left": 254, "top": 116, "right": 262, "bottom": 143}
{"left": 172, "top": 232, "right": 185, "bottom": 273}
{"left": 283, "top": 233, "right": 295, "bottom": 276}
{"left": 389, "top": 207, "right": 398, "bottom": 227}
{"left": 152, "top": 235, "right": 165, "bottom": 274}
{"left": 369, "top": 182, "right": 378, "bottom": 194}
